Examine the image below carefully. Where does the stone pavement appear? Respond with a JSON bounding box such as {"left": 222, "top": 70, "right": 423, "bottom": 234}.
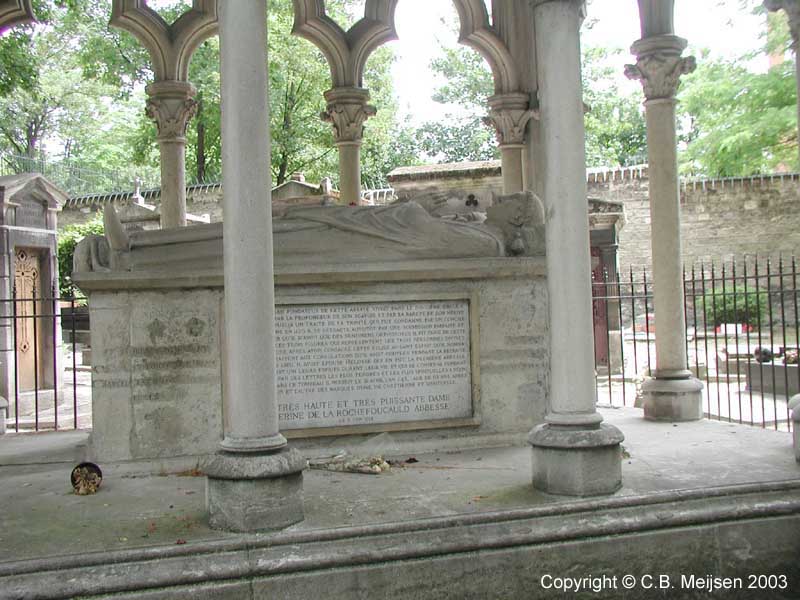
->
{"left": 0, "top": 407, "right": 798, "bottom": 565}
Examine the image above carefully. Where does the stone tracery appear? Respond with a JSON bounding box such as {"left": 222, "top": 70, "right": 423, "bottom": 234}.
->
{"left": 110, "top": 0, "right": 218, "bottom": 229}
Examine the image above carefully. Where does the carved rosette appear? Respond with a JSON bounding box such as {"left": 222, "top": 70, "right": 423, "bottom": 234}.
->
{"left": 765, "top": 0, "right": 800, "bottom": 51}
{"left": 145, "top": 81, "right": 198, "bottom": 142}
{"left": 625, "top": 35, "right": 696, "bottom": 101}
{"left": 321, "top": 87, "right": 376, "bottom": 145}
{"left": 484, "top": 93, "right": 536, "bottom": 148}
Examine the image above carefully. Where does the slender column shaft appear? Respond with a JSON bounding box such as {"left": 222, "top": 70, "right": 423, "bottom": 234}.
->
{"left": 158, "top": 140, "right": 187, "bottom": 227}
{"left": 337, "top": 143, "right": 361, "bottom": 204}
{"left": 500, "top": 146, "right": 524, "bottom": 193}
{"left": 645, "top": 97, "right": 688, "bottom": 375}
{"left": 218, "top": 0, "right": 285, "bottom": 452}
{"left": 145, "top": 81, "right": 196, "bottom": 229}
{"left": 535, "top": 0, "right": 601, "bottom": 426}
{"left": 322, "top": 87, "right": 375, "bottom": 205}
{"left": 626, "top": 28, "right": 703, "bottom": 421}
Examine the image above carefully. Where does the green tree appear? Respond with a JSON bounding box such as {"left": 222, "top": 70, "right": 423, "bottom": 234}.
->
{"left": 416, "top": 44, "right": 497, "bottom": 163}
{"left": 418, "top": 40, "right": 647, "bottom": 166}
{"left": 57, "top": 214, "right": 103, "bottom": 297}
{"left": 678, "top": 58, "right": 797, "bottom": 177}
{"left": 583, "top": 47, "right": 647, "bottom": 167}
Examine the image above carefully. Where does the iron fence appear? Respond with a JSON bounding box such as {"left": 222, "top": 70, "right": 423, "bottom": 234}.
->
{"left": 593, "top": 256, "right": 798, "bottom": 431}
{"left": 2, "top": 287, "right": 89, "bottom": 433}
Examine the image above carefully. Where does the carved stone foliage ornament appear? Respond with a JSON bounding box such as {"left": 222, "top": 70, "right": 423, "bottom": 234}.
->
{"left": 0, "top": 0, "right": 34, "bottom": 31}
{"left": 484, "top": 93, "right": 536, "bottom": 147}
{"left": 321, "top": 87, "right": 376, "bottom": 144}
{"left": 764, "top": 1, "right": 800, "bottom": 50}
{"left": 145, "top": 81, "right": 198, "bottom": 141}
{"left": 110, "top": 0, "right": 218, "bottom": 82}
{"left": 625, "top": 35, "right": 696, "bottom": 100}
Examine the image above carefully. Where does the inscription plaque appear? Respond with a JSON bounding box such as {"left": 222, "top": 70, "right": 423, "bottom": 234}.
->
{"left": 275, "top": 299, "right": 473, "bottom": 430}
{"left": 16, "top": 199, "right": 47, "bottom": 229}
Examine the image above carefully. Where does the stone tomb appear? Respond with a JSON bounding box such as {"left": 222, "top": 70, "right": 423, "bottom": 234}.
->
{"left": 0, "top": 174, "right": 67, "bottom": 420}
{"left": 76, "top": 197, "right": 547, "bottom": 462}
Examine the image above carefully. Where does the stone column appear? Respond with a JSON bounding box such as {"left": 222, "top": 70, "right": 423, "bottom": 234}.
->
{"left": 145, "top": 81, "right": 196, "bottom": 229}
{"left": 203, "top": 0, "right": 304, "bottom": 532}
{"left": 626, "top": 33, "right": 703, "bottom": 421}
{"left": 765, "top": 1, "right": 800, "bottom": 167}
{"left": 322, "top": 87, "right": 375, "bottom": 205}
{"left": 527, "top": 0, "right": 623, "bottom": 496}
{"left": 486, "top": 92, "right": 535, "bottom": 194}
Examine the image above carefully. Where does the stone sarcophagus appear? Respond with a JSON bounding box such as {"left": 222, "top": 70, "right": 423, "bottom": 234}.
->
{"left": 74, "top": 195, "right": 549, "bottom": 463}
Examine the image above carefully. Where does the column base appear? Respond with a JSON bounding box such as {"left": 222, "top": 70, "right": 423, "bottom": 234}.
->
{"left": 528, "top": 423, "right": 624, "bottom": 496}
{"left": 203, "top": 446, "right": 306, "bottom": 532}
{"left": 641, "top": 376, "right": 703, "bottom": 422}
{"left": 790, "top": 395, "right": 800, "bottom": 463}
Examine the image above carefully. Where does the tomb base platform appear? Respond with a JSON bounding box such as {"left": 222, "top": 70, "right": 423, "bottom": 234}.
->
{"left": 1, "top": 408, "right": 799, "bottom": 599}
{"left": 76, "top": 256, "right": 550, "bottom": 464}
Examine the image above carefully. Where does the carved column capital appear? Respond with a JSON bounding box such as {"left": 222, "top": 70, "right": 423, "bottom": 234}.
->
{"left": 625, "top": 35, "right": 695, "bottom": 100}
{"left": 765, "top": 0, "right": 800, "bottom": 50}
{"left": 321, "top": 87, "right": 376, "bottom": 145}
{"left": 484, "top": 92, "right": 537, "bottom": 147}
{"left": 145, "top": 80, "right": 198, "bottom": 142}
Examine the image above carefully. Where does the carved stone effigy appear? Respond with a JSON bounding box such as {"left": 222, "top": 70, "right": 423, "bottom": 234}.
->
{"left": 73, "top": 195, "right": 545, "bottom": 275}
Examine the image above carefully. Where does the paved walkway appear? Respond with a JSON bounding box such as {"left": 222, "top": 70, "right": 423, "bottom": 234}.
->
{"left": 1, "top": 407, "right": 798, "bottom": 565}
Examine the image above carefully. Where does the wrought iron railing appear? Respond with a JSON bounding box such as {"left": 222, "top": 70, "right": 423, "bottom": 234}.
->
{"left": 593, "top": 256, "right": 798, "bottom": 431}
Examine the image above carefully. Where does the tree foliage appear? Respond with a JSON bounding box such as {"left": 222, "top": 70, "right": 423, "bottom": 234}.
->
{"left": 0, "top": 0, "right": 415, "bottom": 193}
{"left": 678, "top": 54, "right": 797, "bottom": 177}
{"left": 416, "top": 43, "right": 497, "bottom": 163}
{"left": 419, "top": 41, "right": 647, "bottom": 167}
{"left": 582, "top": 47, "right": 647, "bottom": 167}
{"left": 57, "top": 214, "right": 103, "bottom": 297}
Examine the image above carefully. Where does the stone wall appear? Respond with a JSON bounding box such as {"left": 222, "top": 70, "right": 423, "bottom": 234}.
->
{"left": 588, "top": 168, "right": 800, "bottom": 270}
{"left": 62, "top": 167, "right": 800, "bottom": 272}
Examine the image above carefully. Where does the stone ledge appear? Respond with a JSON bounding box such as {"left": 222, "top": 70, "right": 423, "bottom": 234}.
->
{"left": 2, "top": 481, "right": 799, "bottom": 599}
{"left": 73, "top": 257, "right": 546, "bottom": 291}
